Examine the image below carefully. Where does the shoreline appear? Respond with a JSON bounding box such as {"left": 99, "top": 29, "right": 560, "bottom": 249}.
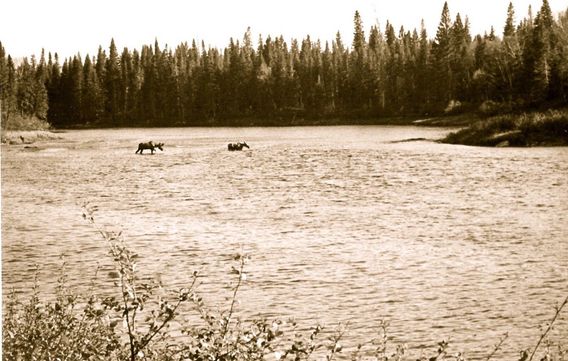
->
{"left": 1, "top": 130, "right": 63, "bottom": 145}
{"left": 18, "top": 115, "right": 474, "bottom": 131}
{"left": 440, "top": 108, "right": 568, "bottom": 147}
{"left": 3, "top": 109, "right": 567, "bottom": 148}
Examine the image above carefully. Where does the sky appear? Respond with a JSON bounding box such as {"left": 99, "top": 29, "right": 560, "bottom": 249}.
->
{"left": 1, "top": 0, "right": 567, "bottom": 60}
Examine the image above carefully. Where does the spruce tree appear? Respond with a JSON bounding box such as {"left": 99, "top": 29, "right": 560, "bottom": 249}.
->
{"left": 350, "top": 11, "right": 368, "bottom": 114}
{"left": 556, "top": 8, "right": 568, "bottom": 102}
{"left": 521, "top": 0, "right": 557, "bottom": 103}
{"left": 0, "top": 42, "right": 9, "bottom": 122}
{"left": 352, "top": 11, "right": 365, "bottom": 58}
{"left": 533, "top": 0, "right": 560, "bottom": 100}
{"left": 416, "top": 20, "right": 431, "bottom": 113}
{"left": 504, "top": 2, "right": 516, "bottom": 37}
{"left": 0, "top": 43, "right": 18, "bottom": 124}
{"left": 432, "top": 1, "right": 453, "bottom": 108}
{"left": 368, "top": 25, "right": 386, "bottom": 115}
{"left": 104, "top": 38, "right": 121, "bottom": 124}
{"left": 68, "top": 55, "right": 83, "bottom": 122}
{"left": 501, "top": 3, "right": 521, "bottom": 100}
{"left": 16, "top": 56, "right": 49, "bottom": 121}
{"left": 450, "top": 13, "right": 473, "bottom": 102}
{"left": 140, "top": 44, "right": 157, "bottom": 124}
{"left": 33, "top": 50, "right": 49, "bottom": 120}
{"left": 46, "top": 53, "right": 62, "bottom": 125}
{"left": 82, "top": 55, "right": 103, "bottom": 122}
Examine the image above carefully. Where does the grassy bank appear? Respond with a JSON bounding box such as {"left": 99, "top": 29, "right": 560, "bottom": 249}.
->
{"left": 441, "top": 109, "right": 568, "bottom": 147}
{"left": 1, "top": 115, "right": 60, "bottom": 144}
{"left": 3, "top": 205, "right": 567, "bottom": 361}
{"left": 1, "top": 114, "right": 51, "bottom": 131}
{"left": 1, "top": 130, "right": 62, "bottom": 145}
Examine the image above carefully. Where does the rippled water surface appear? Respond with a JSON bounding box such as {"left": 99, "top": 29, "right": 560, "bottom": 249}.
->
{"left": 2, "top": 126, "right": 567, "bottom": 359}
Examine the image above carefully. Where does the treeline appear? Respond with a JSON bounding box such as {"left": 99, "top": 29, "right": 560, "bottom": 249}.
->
{"left": 1, "top": 0, "right": 567, "bottom": 128}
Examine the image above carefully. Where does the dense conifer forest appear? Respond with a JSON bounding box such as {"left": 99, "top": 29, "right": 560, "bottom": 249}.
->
{"left": 1, "top": 0, "right": 567, "bottom": 128}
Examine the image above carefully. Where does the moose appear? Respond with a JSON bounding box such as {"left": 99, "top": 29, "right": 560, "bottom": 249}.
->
{"left": 135, "top": 141, "right": 164, "bottom": 154}
{"left": 227, "top": 142, "right": 250, "bottom": 151}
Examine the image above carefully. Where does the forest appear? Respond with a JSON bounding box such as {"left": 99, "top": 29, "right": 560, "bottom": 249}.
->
{"left": 0, "top": 0, "right": 567, "bottom": 128}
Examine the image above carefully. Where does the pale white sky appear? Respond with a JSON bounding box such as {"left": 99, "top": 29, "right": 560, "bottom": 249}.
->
{"left": 1, "top": 0, "right": 567, "bottom": 59}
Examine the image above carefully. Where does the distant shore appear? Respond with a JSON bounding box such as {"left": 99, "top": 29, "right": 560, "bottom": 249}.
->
{"left": 3, "top": 109, "right": 567, "bottom": 147}
{"left": 34, "top": 112, "right": 480, "bottom": 130}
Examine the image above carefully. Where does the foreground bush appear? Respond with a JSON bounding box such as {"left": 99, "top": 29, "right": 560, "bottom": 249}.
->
{"left": 3, "top": 205, "right": 567, "bottom": 360}
{"left": 3, "top": 268, "right": 121, "bottom": 360}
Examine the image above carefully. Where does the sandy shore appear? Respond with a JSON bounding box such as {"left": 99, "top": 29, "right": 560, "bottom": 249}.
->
{"left": 1, "top": 130, "right": 62, "bottom": 145}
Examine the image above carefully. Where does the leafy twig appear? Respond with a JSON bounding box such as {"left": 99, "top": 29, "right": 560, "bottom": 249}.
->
{"left": 528, "top": 296, "right": 568, "bottom": 361}
{"left": 485, "top": 332, "right": 508, "bottom": 361}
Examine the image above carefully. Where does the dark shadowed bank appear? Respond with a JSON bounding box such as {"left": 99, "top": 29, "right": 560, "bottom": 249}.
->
{"left": 440, "top": 108, "right": 568, "bottom": 147}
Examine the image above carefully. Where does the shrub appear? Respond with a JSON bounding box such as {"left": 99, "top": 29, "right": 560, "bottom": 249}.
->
{"left": 1, "top": 114, "right": 51, "bottom": 131}
{"left": 444, "top": 100, "right": 464, "bottom": 115}
{"left": 478, "top": 100, "right": 519, "bottom": 116}
{"left": 2, "top": 266, "right": 121, "bottom": 360}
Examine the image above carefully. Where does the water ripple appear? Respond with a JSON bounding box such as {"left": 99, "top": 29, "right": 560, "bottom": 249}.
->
{"left": 2, "top": 127, "right": 568, "bottom": 360}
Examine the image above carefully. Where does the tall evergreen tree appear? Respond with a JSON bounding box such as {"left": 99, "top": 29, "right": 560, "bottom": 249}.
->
{"left": 140, "top": 44, "right": 157, "bottom": 124}
{"left": 556, "top": 8, "right": 568, "bottom": 102}
{"left": 16, "top": 56, "right": 49, "bottom": 121}
{"left": 533, "top": 0, "right": 560, "bottom": 100}
{"left": 432, "top": 1, "right": 453, "bottom": 107}
{"left": 332, "top": 32, "right": 348, "bottom": 114}
{"left": 367, "top": 25, "right": 386, "bottom": 115}
{"left": 521, "top": 0, "right": 557, "bottom": 103}
{"left": 449, "top": 13, "right": 473, "bottom": 102}
{"left": 352, "top": 11, "right": 366, "bottom": 58}
{"left": 46, "top": 53, "right": 62, "bottom": 125}
{"left": 500, "top": 2, "right": 521, "bottom": 100}
{"left": 68, "top": 55, "right": 84, "bottom": 122}
{"left": 0, "top": 43, "right": 18, "bottom": 124}
{"left": 0, "top": 42, "right": 10, "bottom": 121}
{"left": 33, "top": 50, "right": 49, "bottom": 120}
{"left": 504, "top": 2, "right": 516, "bottom": 37}
{"left": 82, "top": 55, "right": 103, "bottom": 122}
{"left": 416, "top": 20, "right": 432, "bottom": 113}
{"left": 349, "top": 11, "right": 368, "bottom": 114}
{"left": 104, "top": 38, "right": 121, "bottom": 123}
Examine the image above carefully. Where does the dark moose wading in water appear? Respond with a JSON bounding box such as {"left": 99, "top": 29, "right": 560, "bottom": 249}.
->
{"left": 228, "top": 141, "right": 250, "bottom": 151}
{"left": 135, "top": 141, "right": 164, "bottom": 154}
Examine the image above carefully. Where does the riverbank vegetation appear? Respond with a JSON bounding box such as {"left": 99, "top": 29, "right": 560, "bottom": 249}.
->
{"left": 2, "top": 206, "right": 568, "bottom": 360}
{"left": 0, "top": 114, "right": 50, "bottom": 131}
{"left": 0, "top": 113, "right": 54, "bottom": 144}
{"left": 1, "top": 1, "right": 567, "bottom": 131}
{"left": 442, "top": 108, "right": 568, "bottom": 146}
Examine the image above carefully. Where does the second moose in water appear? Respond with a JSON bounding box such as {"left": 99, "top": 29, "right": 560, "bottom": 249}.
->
{"left": 136, "top": 141, "right": 164, "bottom": 154}
{"left": 227, "top": 142, "right": 249, "bottom": 151}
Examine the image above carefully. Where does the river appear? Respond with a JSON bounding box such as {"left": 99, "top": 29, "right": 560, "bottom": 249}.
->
{"left": 2, "top": 126, "right": 567, "bottom": 359}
